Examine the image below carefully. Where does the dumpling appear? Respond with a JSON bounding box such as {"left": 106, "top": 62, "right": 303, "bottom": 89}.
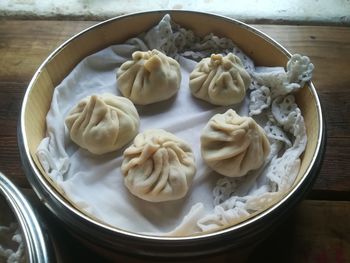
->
{"left": 189, "top": 53, "right": 251, "bottom": 106}
{"left": 121, "top": 129, "right": 196, "bottom": 202}
{"left": 201, "top": 109, "right": 270, "bottom": 177}
{"left": 65, "top": 93, "right": 139, "bottom": 155}
{"left": 116, "top": 49, "right": 181, "bottom": 105}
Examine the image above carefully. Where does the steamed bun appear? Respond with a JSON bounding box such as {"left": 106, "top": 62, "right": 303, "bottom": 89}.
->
{"left": 65, "top": 93, "right": 139, "bottom": 155}
{"left": 122, "top": 129, "right": 196, "bottom": 202}
{"left": 117, "top": 49, "right": 181, "bottom": 105}
{"left": 201, "top": 109, "right": 270, "bottom": 177}
{"left": 190, "top": 53, "right": 251, "bottom": 106}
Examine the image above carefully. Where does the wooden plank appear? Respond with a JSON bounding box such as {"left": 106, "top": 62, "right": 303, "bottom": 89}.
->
{"left": 0, "top": 21, "right": 349, "bottom": 194}
{"left": 0, "top": 20, "right": 96, "bottom": 82}
{"left": 248, "top": 200, "right": 350, "bottom": 263}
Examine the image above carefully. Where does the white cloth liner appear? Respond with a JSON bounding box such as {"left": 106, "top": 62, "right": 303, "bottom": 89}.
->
{"left": 36, "top": 15, "right": 313, "bottom": 236}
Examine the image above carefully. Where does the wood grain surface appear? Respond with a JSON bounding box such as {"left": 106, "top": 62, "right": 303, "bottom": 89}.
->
{"left": 0, "top": 20, "right": 349, "bottom": 262}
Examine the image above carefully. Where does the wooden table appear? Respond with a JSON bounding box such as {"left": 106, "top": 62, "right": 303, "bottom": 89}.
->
{"left": 0, "top": 20, "right": 349, "bottom": 262}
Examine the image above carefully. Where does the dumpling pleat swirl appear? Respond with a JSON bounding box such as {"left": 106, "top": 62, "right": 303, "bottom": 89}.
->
{"left": 201, "top": 109, "right": 270, "bottom": 177}
{"left": 122, "top": 129, "right": 196, "bottom": 202}
{"left": 117, "top": 49, "right": 181, "bottom": 105}
{"left": 65, "top": 93, "right": 139, "bottom": 155}
{"left": 190, "top": 53, "right": 251, "bottom": 106}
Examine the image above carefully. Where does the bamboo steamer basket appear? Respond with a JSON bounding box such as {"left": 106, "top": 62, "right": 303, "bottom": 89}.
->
{"left": 18, "top": 10, "right": 325, "bottom": 258}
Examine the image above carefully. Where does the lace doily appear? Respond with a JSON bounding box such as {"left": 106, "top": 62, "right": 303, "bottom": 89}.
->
{"left": 249, "top": 55, "right": 314, "bottom": 117}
